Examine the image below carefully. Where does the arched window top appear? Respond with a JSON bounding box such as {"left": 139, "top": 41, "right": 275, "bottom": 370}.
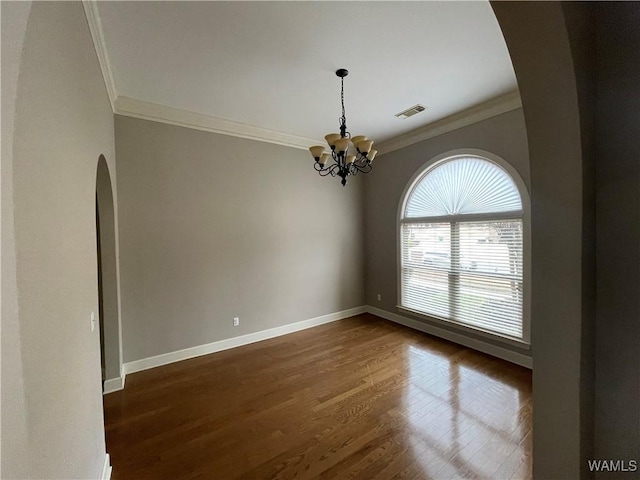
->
{"left": 404, "top": 156, "right": 522, "bottom": 218}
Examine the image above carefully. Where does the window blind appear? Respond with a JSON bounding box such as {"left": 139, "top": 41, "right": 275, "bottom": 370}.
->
{"left": 400, "top": 156, "right": 525, "bottom": 341}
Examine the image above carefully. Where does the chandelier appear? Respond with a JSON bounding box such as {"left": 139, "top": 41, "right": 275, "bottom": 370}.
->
{"left": 308, "top": 69, "right": 376, "bottom": 186}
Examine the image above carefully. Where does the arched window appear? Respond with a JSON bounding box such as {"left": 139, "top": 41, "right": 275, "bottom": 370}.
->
{"left": 399, "top": 152, "right": 529, "bottom": 343}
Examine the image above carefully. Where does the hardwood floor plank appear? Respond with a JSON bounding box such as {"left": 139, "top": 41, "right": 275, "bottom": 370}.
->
{"left": 105, "top": 314, "right": 532, "bottom": 479}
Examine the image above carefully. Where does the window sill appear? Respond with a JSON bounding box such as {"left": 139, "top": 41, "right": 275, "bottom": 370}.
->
{"left": 396, "top": 305, "right": 531, "bottom": 350}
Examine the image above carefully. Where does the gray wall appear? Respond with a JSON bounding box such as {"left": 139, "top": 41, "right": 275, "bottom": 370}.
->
{"left": 541, "top": 4, "right": 640, "bottom": 476}
{"left": 115, "top": 115, "right": 365, "bottom": 363}
{"left": 363, "top": 108, "right": 530, "bottom": 353}
{"left": 1, "top": 2, "right": 32, "bottom": 478}
{"left": 2, "top": 2, "right": 117, "bottom": 479}
{"left": 593, "top": 2, "right": 640, "bottom": 473}
{"left": 562, "top": 3, "right": 598, "bottom": 473}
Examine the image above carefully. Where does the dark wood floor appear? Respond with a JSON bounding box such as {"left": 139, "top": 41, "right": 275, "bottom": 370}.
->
{"left": 104, "top": 314, "right": 532, "bottom": 479}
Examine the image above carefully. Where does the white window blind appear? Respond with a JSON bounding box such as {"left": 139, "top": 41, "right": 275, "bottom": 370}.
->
{"left": 400, "top": 156, "right": 525, "bottom": 341}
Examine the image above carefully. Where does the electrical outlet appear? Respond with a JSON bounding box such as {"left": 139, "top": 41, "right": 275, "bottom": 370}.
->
{"left": 90, "top": 311, "right": 96, "bottom": 332}
{"left": 377, "top": 294, "right": 382, "bottom": 302}
{"left": 233, "top": 317, "right": 240, "bottom": 327}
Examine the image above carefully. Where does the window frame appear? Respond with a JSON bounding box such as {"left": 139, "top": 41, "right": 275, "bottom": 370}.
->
{"left": 396, "top": 149, "right": 531, "bottom": 347}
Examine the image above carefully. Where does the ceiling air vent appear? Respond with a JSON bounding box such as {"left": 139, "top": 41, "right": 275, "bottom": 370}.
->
{"left": 395, "top": 104, "right": 426, "bottom": 119}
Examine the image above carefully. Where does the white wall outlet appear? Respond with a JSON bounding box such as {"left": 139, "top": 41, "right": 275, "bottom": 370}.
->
{"left": 233, "top": 317, "right": 240, "bottom": 327}
{"left": 377, "top": 294, "right": 382, "bottom": 302}
{"left": 90, "top": 311, "right": 96, "bottom": 332}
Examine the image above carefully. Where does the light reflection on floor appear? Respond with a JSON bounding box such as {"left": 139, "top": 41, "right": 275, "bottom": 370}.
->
{"left": 402, "top": 344, "right": 532, "bottom": 479}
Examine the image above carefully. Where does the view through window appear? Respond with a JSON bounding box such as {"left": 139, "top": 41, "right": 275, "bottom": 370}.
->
{"left": 400, "top": 155, "right": 526, "bottom": 341}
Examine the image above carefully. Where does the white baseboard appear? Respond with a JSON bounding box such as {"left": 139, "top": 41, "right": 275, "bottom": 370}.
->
{"left": 101, "top": 453, "right": 112, "bottom": 480}
{"left": 103, "top": 375, "right": 125, "bottom": 395}
{"left": 124, "top": 306, "right": 366, "bottom": 375}
{"left": 366, "top": 305, "right": 532, "bottom": 369}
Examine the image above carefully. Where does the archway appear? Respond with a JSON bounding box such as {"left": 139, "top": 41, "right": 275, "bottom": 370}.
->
{"left": 491, "top": 3, "right": 591, "bottom": 478}
{"left": 96, "top": 155, "right": 123, "bottom": 392}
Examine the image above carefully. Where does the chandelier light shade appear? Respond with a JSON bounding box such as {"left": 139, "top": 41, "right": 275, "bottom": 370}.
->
{"left": 309, "top": 69, "right": 376, "bottom": 186}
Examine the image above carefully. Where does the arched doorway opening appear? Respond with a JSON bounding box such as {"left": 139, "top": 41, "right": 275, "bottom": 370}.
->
{"left": 491, "top": 3, "right": 590, "bottom": 478}
{"left": 96, "top": 155, "right": 123, "bottom": 392}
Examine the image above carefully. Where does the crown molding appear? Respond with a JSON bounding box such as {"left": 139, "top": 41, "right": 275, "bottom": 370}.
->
{"left": 113, "top": 92, "right": 521, "bottom": 154}
{"left": 114, "top": 96, "right": 322, "bottom": 151}
{"left": 376, "top": 91, "right": 522, "bottom": 156}
{"left": 83, "top": 1, "right": 117, "bottom": 110}
{"left": 79, "top": 5, "right": 520, "bottom": 152}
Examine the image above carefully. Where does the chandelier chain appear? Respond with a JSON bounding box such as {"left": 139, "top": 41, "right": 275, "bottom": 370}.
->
{"left": 341, "top": 77, "right": 346, "bottom": 121}
{"left": 340, "top": 77, "right": 348, "bottom": 137}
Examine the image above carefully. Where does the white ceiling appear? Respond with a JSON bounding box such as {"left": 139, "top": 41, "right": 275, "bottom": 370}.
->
{"left": 96, "top": 1, "right": 518, "bottom": 147}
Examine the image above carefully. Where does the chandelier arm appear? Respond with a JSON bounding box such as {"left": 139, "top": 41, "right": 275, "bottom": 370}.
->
{"left": 353, "top": 157, "right": 368, "bottom": 167}
{"left": 317, "top": 168, "right": 332, "bottom": 177}
{"left": 317, "top": 163, "right": 340, "bottom": 177}
{"left": 314, "top": 161, "right": 339, "bottom": 176}
{"left": 356, "top": 154, "right": 373, "bottom": 165}
{"left": 351, "top": 163, "right": 373, "bottom": 175}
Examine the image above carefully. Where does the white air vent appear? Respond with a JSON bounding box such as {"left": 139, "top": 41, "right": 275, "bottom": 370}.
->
{"left": 395, "top": 104, "right": 427, "bottom": 119}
